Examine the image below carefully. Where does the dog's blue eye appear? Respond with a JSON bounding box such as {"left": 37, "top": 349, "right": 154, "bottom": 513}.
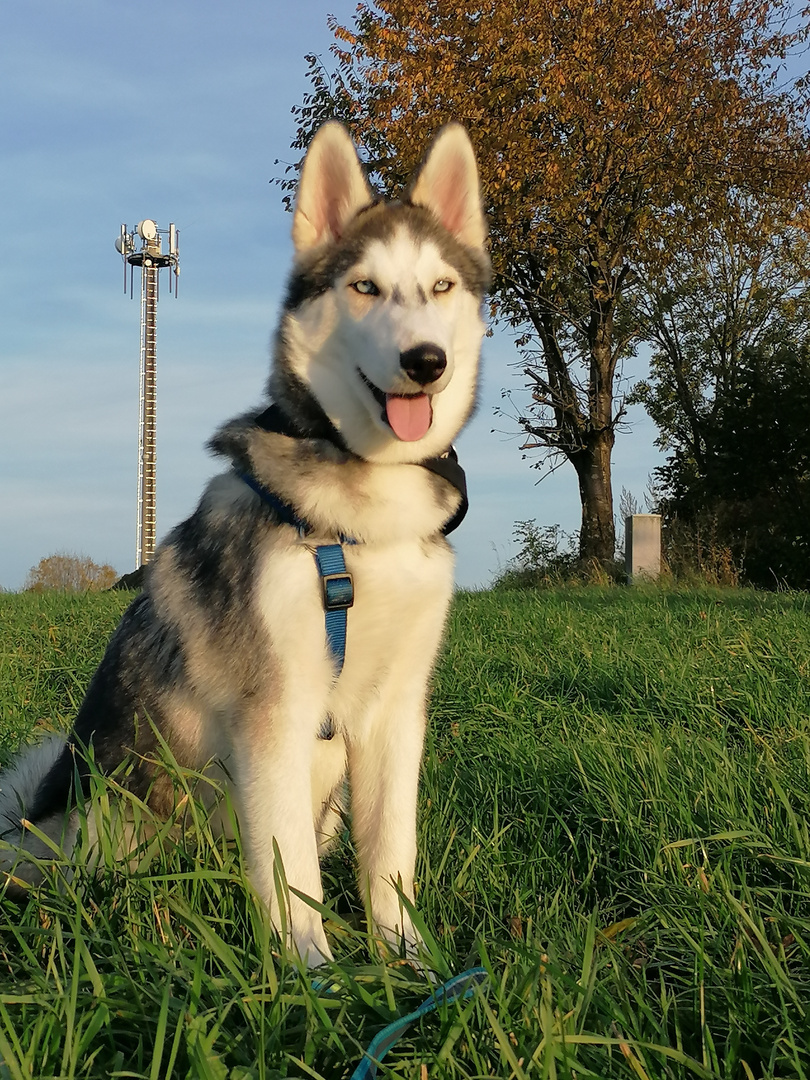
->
{"left": 433, "top": 279, "right": 454, "bottom": 294}
{"left": 351, "top": 280, "right": 379, "bottom": 296}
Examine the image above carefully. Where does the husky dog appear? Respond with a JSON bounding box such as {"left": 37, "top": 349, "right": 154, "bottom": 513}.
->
{"left": 0, "top": 122, "right": 489, "bottom": 967}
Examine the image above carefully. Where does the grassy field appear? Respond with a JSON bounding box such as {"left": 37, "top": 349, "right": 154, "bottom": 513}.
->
{"left": 0, "top": 585, "right": 808, "bottom": 1079}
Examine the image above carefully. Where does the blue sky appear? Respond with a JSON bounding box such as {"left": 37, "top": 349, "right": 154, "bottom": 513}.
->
{"left": 1, "top": 0, "right": 664, "bottom": 592}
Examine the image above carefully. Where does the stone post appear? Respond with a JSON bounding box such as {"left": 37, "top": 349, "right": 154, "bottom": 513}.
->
{"left": 625, "top": 514, "right": 662, "bottom": 583}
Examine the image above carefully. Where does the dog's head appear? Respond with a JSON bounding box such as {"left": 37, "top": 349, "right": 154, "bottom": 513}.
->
{"left": 273, "top": 123, "right": 490, "bottom": 464}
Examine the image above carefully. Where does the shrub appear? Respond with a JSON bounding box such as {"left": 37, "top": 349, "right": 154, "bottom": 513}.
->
{"left": 24, "top": 553, "right": 118, "bottom": 593}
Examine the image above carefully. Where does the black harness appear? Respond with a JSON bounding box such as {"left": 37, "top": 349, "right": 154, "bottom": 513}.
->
{"left": 251, "top": 403, "right": 468, "bottom": 536}
{"left": 239, "top": 403, "right": 469, "bottom": 679}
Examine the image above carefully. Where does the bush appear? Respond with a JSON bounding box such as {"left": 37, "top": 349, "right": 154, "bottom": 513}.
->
{"left": 494, "top": 521, "right": 624, "bottom": 588}
{"left": 24, "top": 553, "right": 118, "bottom": 593}
{"left": 660, "top": 513, "right": 741, "bottom": 587}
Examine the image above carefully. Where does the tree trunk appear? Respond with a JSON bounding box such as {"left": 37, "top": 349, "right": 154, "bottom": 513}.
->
{"left": 571, "top": 427, "right": 616, "bottom": 564}
{"left": 513, "top": 260, "right": 623, "bottom": 563}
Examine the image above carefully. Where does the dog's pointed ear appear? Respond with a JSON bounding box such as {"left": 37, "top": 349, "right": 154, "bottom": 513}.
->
{"left": 408, "top": 125, "right": 487, "bottom": 249}
{"left": 292, "top": 122, "right": 373, "bottom": 252}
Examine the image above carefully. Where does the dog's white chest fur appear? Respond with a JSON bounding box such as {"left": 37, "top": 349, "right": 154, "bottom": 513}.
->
{"left": 256, "top": 523, "right": 454, "bottom": 737}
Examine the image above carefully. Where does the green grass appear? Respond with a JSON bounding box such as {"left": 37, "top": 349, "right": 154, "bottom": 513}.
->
{"left": 0, "top": 585, "right": 809, "bottom": 1078}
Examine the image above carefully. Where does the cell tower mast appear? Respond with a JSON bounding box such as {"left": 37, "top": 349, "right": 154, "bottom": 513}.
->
{"left": 115, "top": 221, "right": 179, "bottom": 569}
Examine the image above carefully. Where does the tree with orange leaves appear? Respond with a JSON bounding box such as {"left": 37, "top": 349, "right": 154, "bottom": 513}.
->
{"left": 281, "top": 0, "right": 810, "bottom": 564}
{"left": 24, "top": 553, "right": 118, "bottom": 593}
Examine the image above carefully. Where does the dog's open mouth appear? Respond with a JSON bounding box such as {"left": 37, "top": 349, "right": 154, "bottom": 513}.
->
{"left": 359, "top": 370, "right": 433, "bottom": 442}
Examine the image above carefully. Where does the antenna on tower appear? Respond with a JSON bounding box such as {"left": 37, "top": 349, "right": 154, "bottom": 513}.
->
{"left": 115, "top": 221, "right": 180, "bottom": 570}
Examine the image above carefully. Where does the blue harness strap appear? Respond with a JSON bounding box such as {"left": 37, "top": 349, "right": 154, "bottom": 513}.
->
{"left": 238, "top": 472, "right": 355, "bottom": 672}
{"left": 239, "top": 471, "right": 310, "bottom": 534}
{"left": 313, "top": 543, "right": 354, "bottom": 673}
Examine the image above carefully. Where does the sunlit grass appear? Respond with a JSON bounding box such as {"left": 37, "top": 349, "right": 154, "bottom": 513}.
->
{"left": 0, "top": 585, "right": 808, "bottom": 1077}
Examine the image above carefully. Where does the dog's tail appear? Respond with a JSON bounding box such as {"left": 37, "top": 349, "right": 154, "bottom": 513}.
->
{"left": 0, "top": 736, "right": 80, "bottom": 898}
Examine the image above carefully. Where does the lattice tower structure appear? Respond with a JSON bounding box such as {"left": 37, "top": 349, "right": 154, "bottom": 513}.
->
{"left": 116, "top": 220, "right": 178, "bottom": 571}
{"left": 137, "top": 257, "right": 159, "bottom": 566}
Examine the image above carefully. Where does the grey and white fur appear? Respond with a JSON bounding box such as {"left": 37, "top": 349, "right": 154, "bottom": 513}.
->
{"left": 0, "top": 122, "right": 490, "bottom": 967}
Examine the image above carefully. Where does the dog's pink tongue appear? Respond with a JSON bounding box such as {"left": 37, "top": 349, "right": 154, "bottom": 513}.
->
{"left": 385, "top": 394, "right": 432, "bottom": 441}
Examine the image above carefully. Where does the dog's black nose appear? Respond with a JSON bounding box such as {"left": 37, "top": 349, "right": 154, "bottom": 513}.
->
{"left": 400, "top": 344, "right": 447, "bottom": 386}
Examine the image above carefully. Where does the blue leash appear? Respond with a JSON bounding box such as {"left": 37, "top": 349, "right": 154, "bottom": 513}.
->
{"left": 349, "top": 966, "right": 488, "bottom": 1080}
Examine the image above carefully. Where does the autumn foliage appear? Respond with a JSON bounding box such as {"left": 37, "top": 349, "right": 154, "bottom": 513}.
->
{"left": 24, "top": 553, "right": 118, "bottom": 593}
{"left": 287, "top": 0, "right": 810, "bottom": 561}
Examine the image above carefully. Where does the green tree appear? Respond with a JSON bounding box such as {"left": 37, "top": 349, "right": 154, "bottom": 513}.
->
{"left": 633, "top": 197, "right": 810, "bottom": 492}
{"left": 654, "top": 344, "right": 810, "bottom": 588}
{"left": 282, "top": 0, "right": 810, "bottom": 563}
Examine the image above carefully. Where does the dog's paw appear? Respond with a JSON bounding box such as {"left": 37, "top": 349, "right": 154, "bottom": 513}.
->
{"left": 292, "top": 927, "right": 334, "bottom": 969}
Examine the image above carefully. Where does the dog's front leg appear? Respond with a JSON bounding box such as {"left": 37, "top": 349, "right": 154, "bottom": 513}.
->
{"left": 231, "top": 713, "right": 333, "bottom": 967}
{"left": 348, "top": 690, "right": 428, "bottom": 960}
